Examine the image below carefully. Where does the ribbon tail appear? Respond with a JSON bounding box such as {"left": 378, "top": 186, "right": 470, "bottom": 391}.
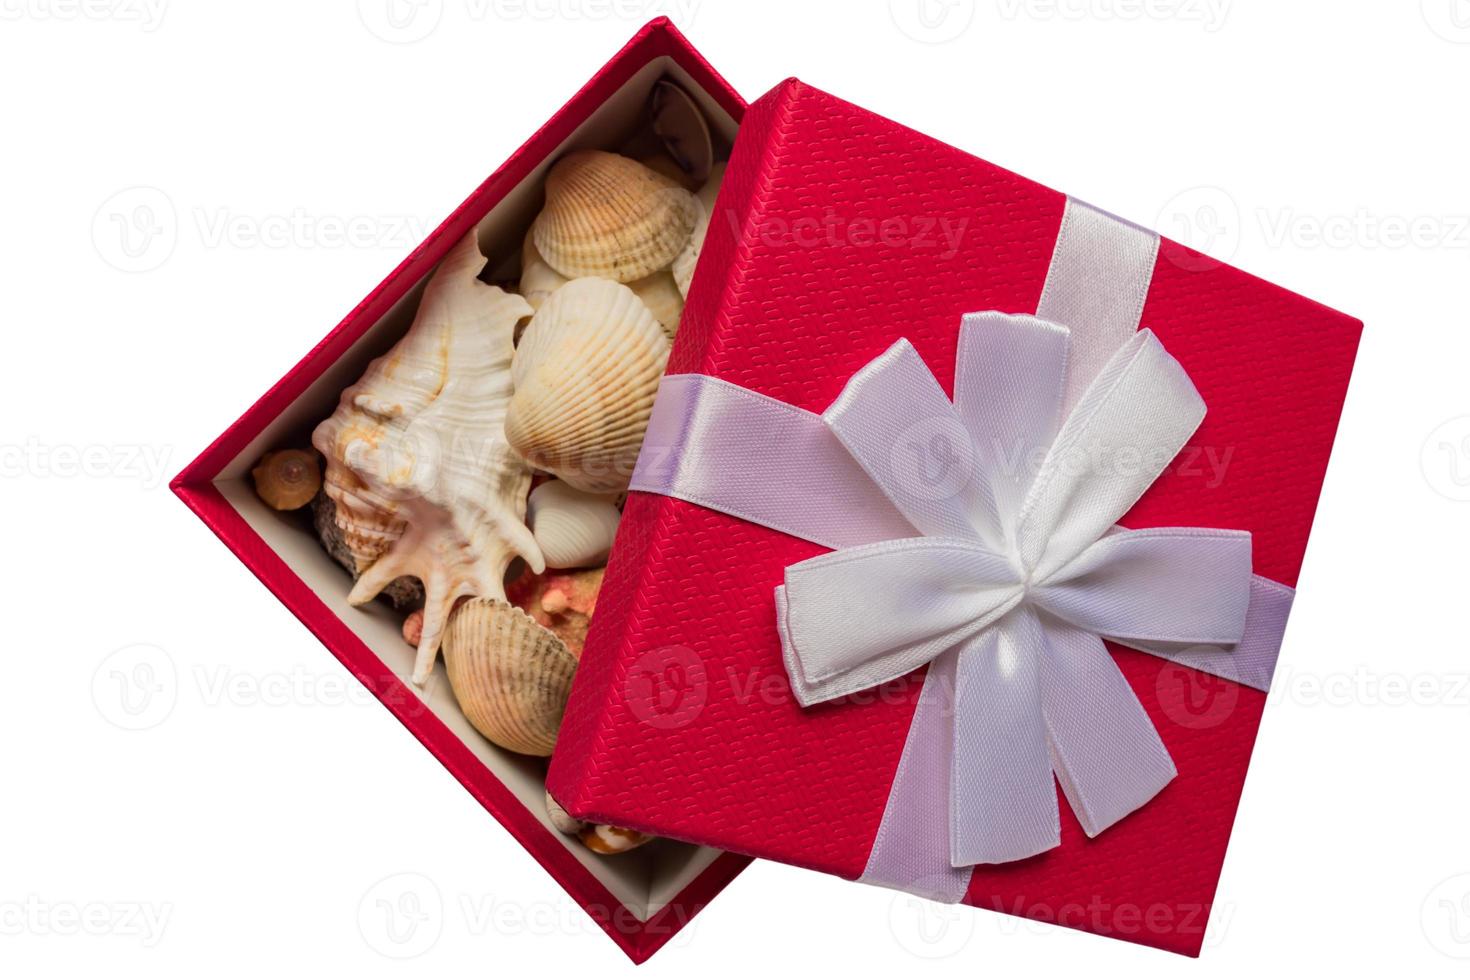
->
{"left": 1041, "top": 619, "right": 1177, "bottom": 837}
{"left": 859, "top": 649, "right": 973, "bottom": 903}
{"left": 949, "top": 608, "right": 1059, "bottom": 865}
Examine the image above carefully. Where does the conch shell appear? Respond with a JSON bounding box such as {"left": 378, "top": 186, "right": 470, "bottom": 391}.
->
{"left": 506, "top": 277, "right": 670, "bottom": 494}
{"left": 441, "top": 598, "right": 576, "bottom": 756}
{"left": 672, "top": 161, "right": 725, "bottom": 299}
{"left": 531, "top": 150, "right": 697, "bottom": 283}
{"left": 527, "top": 480, "right": 621, "bottom": 569}
{"left": 312, "top": 231, "right": 545, "bottom": 684}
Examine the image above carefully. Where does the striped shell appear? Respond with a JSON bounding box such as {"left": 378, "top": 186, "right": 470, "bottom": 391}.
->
{"left": 506, "top": 278, "right": 670, "bottom": 493}
{"left": 527, "top": 480, "right": 621, "bottom": 569}
{"left": 672, "top": 161, "right": 725, "bottom": 299}
{"left": 531, "top": 150, "right": 697, "bottom": 283}
{"left": 627, "top": 269, "right": 684, "bottom": 342}
{"left": 442, "top": 598, "right": 577, "bottom": 757}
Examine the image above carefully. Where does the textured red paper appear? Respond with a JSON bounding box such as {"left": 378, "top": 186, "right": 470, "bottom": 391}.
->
{"left": 549, "top": 78, "right": 1361, "bottom": 956}
{"left": 173, "top": 19, "right": 751, "bottom": 964}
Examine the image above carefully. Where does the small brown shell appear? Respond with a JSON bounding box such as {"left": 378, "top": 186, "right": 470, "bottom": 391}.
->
{"left": 579, "top": 824, "right": 654, "bottom": 855}
{"left": 252, "top": 449, "right": 321, "bottom": 511}
{"left": 531, "top": 150, "right": 697, "bottom": 283}
{"left": 441, "top": 598, "right": 577, "bottom": 757}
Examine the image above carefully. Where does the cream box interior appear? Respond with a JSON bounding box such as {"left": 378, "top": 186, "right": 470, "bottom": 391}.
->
{"left": 210, "top": 55, "right": 737, "bottom": 922}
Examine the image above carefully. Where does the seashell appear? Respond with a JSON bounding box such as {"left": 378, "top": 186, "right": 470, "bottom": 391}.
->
{"left": 545, "top": 789, "right": 586, "bottom": 836}
{"left": 627, "top": 269, "right": 684, "bottom": 342}
{"left": 579, "top": 824, "right": 654, "bottom": 855}
{"left": 402, "top": 609, "right": 424, "bottom": 648}
{"left": 508, "top": 566, "right": 604, "bottom": 658}
{"left": 506, "top": 277, "right": 670, "bottom": 494}
{"left": 531, "top": 150, "right": 697, "bottom": 283}
{"left": 637, "top": 152, "right": 699, "bottom": 191}
{"left": 649, "top": 80, "right": 713, "bottom": 186}
{"left": 312, "top": 231, "right": 545, "bottom": 684}
{"left": 252, "top": 449, "right": 321, "bottom": 511}
{"left": 312, "top": 491, "right": 424, "bottom": 608}
{"left": 527, "top": 480, "right": 621, "bottom": 569}
{"left": 519, "top": 230, "right": 568, "bottom": 312}
{"left": 441, "top": 598, "right": 576, "bottom": 756}
{"left": 672, "top": 161, "right": 725, "bottom": 299}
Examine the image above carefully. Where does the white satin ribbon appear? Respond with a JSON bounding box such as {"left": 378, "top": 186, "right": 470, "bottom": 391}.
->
{"left": 628, "top": 198, "right": 1295, "bottom": 902}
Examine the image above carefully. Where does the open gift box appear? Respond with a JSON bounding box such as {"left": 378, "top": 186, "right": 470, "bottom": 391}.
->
{"left": 172, "top": 19, "right": 752, "bottom": 964}
{"left": 547, "top": 77, "right": 1362, "bottom": 955}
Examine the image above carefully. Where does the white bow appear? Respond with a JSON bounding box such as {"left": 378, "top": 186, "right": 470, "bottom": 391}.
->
{"left": 774, "top": 312, "right": 1254, "bottom": 865}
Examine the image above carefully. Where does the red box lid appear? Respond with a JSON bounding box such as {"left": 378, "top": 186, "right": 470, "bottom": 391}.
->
{"left": 549, "top": 77, "right": 1361, "bottom": 956}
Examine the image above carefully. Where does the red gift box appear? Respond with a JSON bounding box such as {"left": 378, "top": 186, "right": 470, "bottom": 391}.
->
{"left": 548, "top": 77, "right": 1361, "bottom": 955}
{"left": 172, "top": 19, "right": 752, "bottom": 964}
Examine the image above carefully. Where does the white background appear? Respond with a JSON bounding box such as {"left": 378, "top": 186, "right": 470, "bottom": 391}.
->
{"left": 3, "top": 0, "right": 1468, "bottom": 975}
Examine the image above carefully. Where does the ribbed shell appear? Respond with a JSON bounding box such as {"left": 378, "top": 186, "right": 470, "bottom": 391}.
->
{"left": 673, "top": 161, "right": 725, "bottom": 299}
{"left": 442, "top": 598, "right": 577, "bottom": 757}
{"left": 527, "top": 479, "right": 621, "bottom": 569}
{"left": 506, "top": 278, "right": 670, "bottom": 493}
{"left": 628, "top": 269, "right": 684, "bottom": 341}
{"left": 531, "top": 150, "right": 697, "bottom": 283}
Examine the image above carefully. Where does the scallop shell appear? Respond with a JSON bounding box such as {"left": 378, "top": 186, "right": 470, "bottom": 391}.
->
{"left": 672, "top": 161, "right": 726, "bottom": 299}
{"left": 531, "top": 150, "right": 697, "bottom": 283}
{"left": 506, "top": 277, "right": 670, "bottom": 493}
{"left": 527, "top": 480, "right": 621, "bottom": 569}
{"left": 441, "top": 598, "right": 576, "bottom": 757}
{"left": 312, "top": 231, "right": 544, "bottom": 684}
{"left": 628, "top": 270, "right": 684, "bottom": 342}
{"left": 252, "top": 449, "right": 321, "bottom": 511}
{"left": 545, "top": 790, "right": 586, "bottom": 836}
{"left": 579, "top": 824, "right": 654, "bottom": 855}
{"left": 519, "top": 230, "right": 568, "bottom": 311}
{"left": 650, "top": 80, "right": 713, "bottom": 185}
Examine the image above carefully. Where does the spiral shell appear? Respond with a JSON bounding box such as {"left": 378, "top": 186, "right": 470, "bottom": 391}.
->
{"left": 531, "top": 150, "right": 697, "bottom": 283}
{"left": 506, "top": 278, "right": 670, "bottom": 493}
{"left": 252, "top": 449, "right": 321, "bottom": 511}
{"left": 672, "top": 161, "right": 725, "bottom": 299}
{"left": 527, "top": 480, "right": 620, "bottom": 569}
{"left": 441, "top": 598, "right": 577, "bottom": 757}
